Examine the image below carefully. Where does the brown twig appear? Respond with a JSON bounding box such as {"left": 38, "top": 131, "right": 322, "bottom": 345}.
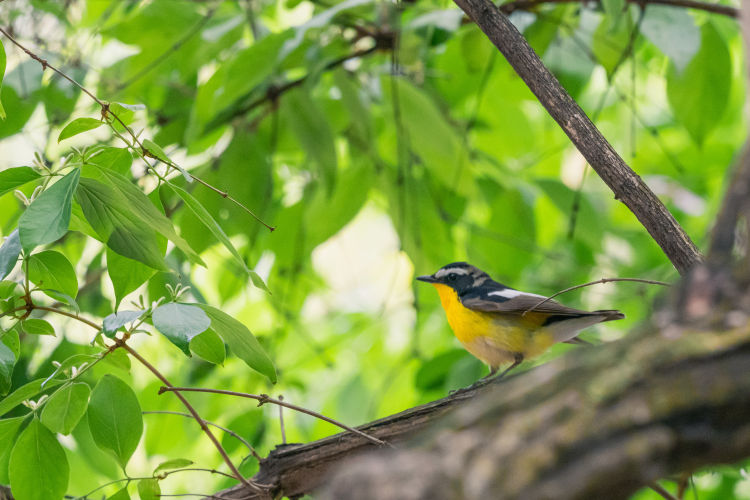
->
{"left": 498, "top": 0, "right": 739, "bottom": 18}
{"left": 143, "top": 410, "right": 263, "bottom": 462}
{"left": 0, "top": 26, "right": 274, "bottom": 232}
{"left": 212, "top": 44, "right": 379, "bottom": 130}
{"left": 453, "top": 0, "right": 703, "bottom": 275}
{"left": 29, "top": 305, "right": 263, "bottom": 493}
{"left": 117, "top": 341, "right": 264, "bottom": 492}
{"left": 648, "top": 481, "right": 680, "bottom": 500}
{"left": 159, "top": 386, "right": 390, "bottom": 447}
{"left": 523, "top": 277, "right": 671, "bottom": 315}
{"left": 115, "top": 6, "right": 218, "bottom": 92}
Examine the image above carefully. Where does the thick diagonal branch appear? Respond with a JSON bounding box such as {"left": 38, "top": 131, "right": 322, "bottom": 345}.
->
{"left": 455, "top": 0, "right": 702, "bottom": 275}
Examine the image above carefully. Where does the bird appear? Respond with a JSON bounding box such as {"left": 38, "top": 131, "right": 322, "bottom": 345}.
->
{"left": 417, "top": 262, "right": 624, "bottom": 380}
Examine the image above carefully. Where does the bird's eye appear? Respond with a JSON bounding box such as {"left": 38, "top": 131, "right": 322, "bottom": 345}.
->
{"left": 448, "top": 273, "right": 458, "bottom": 281}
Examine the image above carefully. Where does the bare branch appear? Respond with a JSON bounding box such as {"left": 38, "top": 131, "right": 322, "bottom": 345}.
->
{"left": 453, "top": 0, "right": 703, "bottom": 274}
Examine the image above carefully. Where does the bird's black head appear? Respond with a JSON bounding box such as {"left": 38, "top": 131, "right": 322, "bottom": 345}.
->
{"left": 416, "top": 262, "right": 491, "bottom": 295}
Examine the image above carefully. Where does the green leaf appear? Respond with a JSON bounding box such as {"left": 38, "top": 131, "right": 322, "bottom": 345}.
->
{"left": 190, "top": 328, "right": 225, "bottom": 365}
{"left": 0, "top": 167, "right": 41, "bottom": 198}
{"left": 107, "top": 487, "right": 131, "bottom": 500}
{"left": 18, "top": 168, "right": 80, "bottom": 251}
{"left": 85, "top": 165, "right": 204, "bottom": 266}
{"left": 0, "top": 341, "right": 15, "bottom": 395}
{"left": 166, "top": 183, "right": 267, "bottom": 290}
{"left": 641, "top": 5, "right": 700, "bottom": 73}
{"left": 0, "top": 229, "right": 21, "bottom": 281}
{"left": 28, "top": 250, "right": 78, "bottom": 300}
{"left": 0, "top": 378, "right": 63, "bottom": 417}
{"left": 142, "top": 139, "right": 170, "bottom": 164}
{"left": 107, "top": 249, "right": 156, "bottom": 308}
{"left": 0, "top": 280, "right": 18, "bottom": 299}
{"left": 591, "top": 16, "right": 634, "bottom": 78}
{"left": 137, "top": 478, "right": 160, "bottom": 500}
{"left": 57, "top": 117, "right": 102, "bottom": 142}
{"left": 384, "top": 78, "right": 470, "bottom": 192}
{"left": 189, "top": 31, "right": 292, "bottom": 136}
{"left": 87, "top": 147, "right": 133, "bottom": 176}
{"left": 75, "top": 177, "right": 167, "bottom": 271}
{"left": 20, "top": 318, "right": 55, "bottom": 336}
{"left": 152, "top": 302, "right": 210, "bottom": 355}
{"left": 153, "top": 457, "right": 193, "bottom": 474}
{"left": 282, "top": 87, "right": 337, "bottom": 193}
{"left": 667, "top": 22, "right": 731, "bottom": 145}
{"left": 40, "top": 382, "right": 90, "bottom": 435}
{"left": 198, "top": 305, "right": 276, "bottom": 383}
{"left": 87, "top": 374, "right": 143, "bottom": 469}
{"left": 601, "top": 0, "right": 625, "bottom": 31}
{"left": 1, "top": 327, "right": 19, "bottom": 359}
{"left": 9, "top": 418, "right": 69, "bottom": 500}
{"left": 102, "top": 310, "right": 145, "bottom": 338}
{"left": 0, "top": 417, "right": 24, "bottom": 483}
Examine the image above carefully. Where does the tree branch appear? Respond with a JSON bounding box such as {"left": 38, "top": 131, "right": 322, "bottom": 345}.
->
{"left": 207, "top": 321, "right": 750, "bottom": 500}
{"left": 454, "top": 0, "right": 703, "bottom": 275}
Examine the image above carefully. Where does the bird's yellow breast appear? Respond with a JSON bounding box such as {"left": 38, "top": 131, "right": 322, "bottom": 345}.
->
{"left": 431, "top": 283, "right": 554, "bottom": 367}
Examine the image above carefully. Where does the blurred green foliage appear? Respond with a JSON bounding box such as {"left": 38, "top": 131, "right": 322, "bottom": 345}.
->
{"left": 0, "top": 0, "right": 746, "bottom": 498}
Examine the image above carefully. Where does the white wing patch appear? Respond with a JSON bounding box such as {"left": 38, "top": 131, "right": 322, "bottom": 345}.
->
{"left": 488, "top": 289, "right": 546, "bottom": 299}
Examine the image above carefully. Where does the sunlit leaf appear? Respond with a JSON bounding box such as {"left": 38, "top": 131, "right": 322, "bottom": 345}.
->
{"left": 0, "top": 229, "right": 21, "bottom": 281}
{"left": 18, "top": 168, "right": 80, "bottom": 251}
{"left": 0, "top": 378, "right": 63, "bottom": 417}
{"left": 58, "top": 117, "right": 102, "bottom": 142}
{"left": 20, "top": 318, "right": 55, "bottom": 336}
{"left": 28, "top": 250, "right": 78, "bottom": 300}
{"left": 641, "top": 5, "right": 700, "bottom": 73}
{"left": 102, "top": 310, "right": 145, "bottom": 338}
{"left": 153, "top": 457, "right": 193, "bottom": 474}
{"left": 190, "top": 328, "right": 225, "bottom": 365}
{"left": 87, "top": 374, "right": 143, "bottom": 468}
{"left": 40, "top": 382, "right": 91, "bottom": 435}
{"left": 9, "top": 418, "right": 69, "bottom": 500}
{"left": 0, "top": 167, "right": 40, "bottom": 198}
{"left": 0, "top": 341, "right": 14, "bottom": 396}
{"left": 75, "top": 177, "right": 168, "bottom": 271}
{"left": 0, "top": 417, "right": 24, "bottom": 483}
{"left": 107, "top": 249, "right": 155, "bottom": 309}
{"left": 152, "top": 302, "right": 211, "bottom": 355}
{"left": 137, "top": 478, "right": 160, "bottom": 500}
{"left": 667, "top": 22, "right": 731, "bottom": 145}
{"left": 198, "top": 305, "right": 276, "bottom": 383}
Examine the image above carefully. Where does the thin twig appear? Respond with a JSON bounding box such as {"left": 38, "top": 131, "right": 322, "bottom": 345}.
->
{"left": 115, "top": 6, "right": 218, "bottom": 92}
{"left": 30, "top": 305, "right": 263, "bottom": 493}
{"left": 523, "top": 277, "right": 671, "bottom": 315}
{"left": 143, "top": 410, "right": 263, "bottom": 462}
{"left": 648, "top": 482, "right": 681, "bottom": 500}
{"left": 498, "top": 0, "right": 739, "bottom": 18}
{"left": 116, "top": 341, "right": 265, "bottom": 492}
{"left": 160, "top": 386, "right": 391, "bottom": 447}
{"left": 0, "top": 26, "right": 274, "bottom": 232}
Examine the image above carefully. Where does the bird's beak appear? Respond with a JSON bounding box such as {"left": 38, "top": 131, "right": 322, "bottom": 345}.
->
{"left": 417, "top": 275, "right": 437, "bottom": 283}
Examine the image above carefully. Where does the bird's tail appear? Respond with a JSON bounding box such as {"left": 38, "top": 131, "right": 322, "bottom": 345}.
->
{"left": 592, "top": 309, "right": 625, "bottom": 321}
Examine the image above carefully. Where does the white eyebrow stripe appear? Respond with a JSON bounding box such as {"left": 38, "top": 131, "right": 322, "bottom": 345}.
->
{"left": 488, "top": 289, "right": 546, "bottom": 299}
{"left": 435, "top": 267, "right": 469, "bottom": 277}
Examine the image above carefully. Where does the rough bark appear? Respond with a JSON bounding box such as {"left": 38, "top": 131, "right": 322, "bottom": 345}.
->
{"left": 456, "top": 0, "right": 702, "bottom": 275}
{"left": 209, "top": 319, "right": 750, "bottom": 500}
{"left": 319, "top": 325, "right": 750, "bottom": 499}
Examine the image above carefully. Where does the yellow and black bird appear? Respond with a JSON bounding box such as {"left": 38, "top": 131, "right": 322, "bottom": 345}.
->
{"left": 417, "top": 262, "right": 624, "bottom": 380}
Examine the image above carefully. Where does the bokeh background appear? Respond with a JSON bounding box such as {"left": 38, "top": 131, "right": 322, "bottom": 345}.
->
{"left": 0, "top": 0, "right": 747, "bottom": 497}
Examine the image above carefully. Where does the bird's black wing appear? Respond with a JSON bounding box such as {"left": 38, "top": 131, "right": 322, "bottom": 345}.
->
{"left": 460, "top": 286, "right": 622, "bottom": 319}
